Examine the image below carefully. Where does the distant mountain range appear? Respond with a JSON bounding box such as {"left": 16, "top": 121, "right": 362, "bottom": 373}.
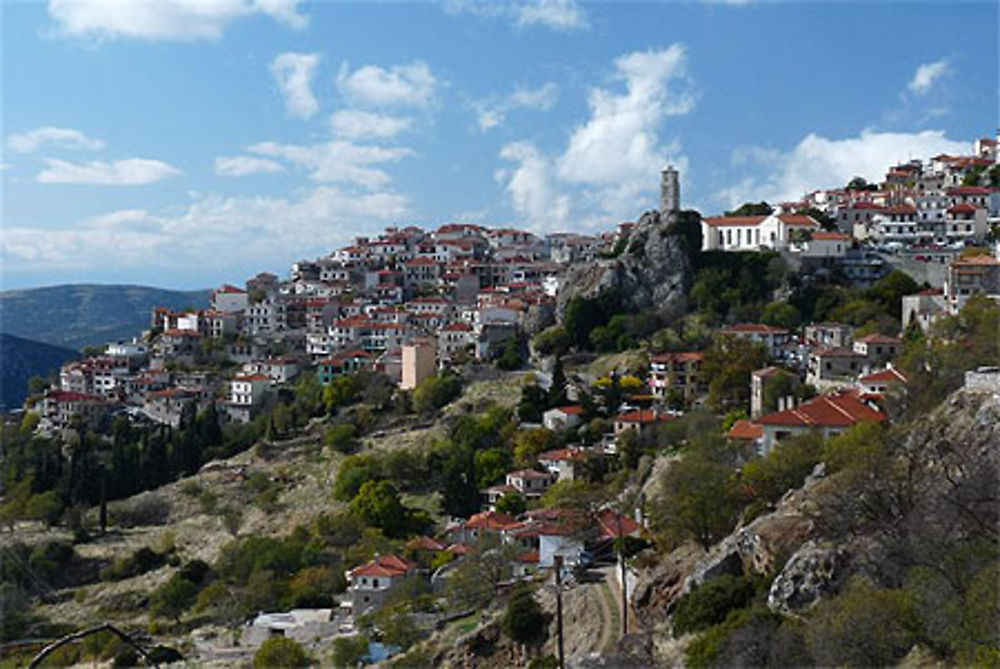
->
{"left": 0, "top": 284, "right": 210, "bottom": 350}
{"left": 0, "top": 334, "right": 79, "bottom": 410}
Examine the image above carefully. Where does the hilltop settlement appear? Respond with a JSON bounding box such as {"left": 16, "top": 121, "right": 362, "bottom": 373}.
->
{"left": 2, "top": 135, "right": 999, "bottom": 667}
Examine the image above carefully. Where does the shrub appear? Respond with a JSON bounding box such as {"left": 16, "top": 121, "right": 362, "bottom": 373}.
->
{"left": 332, "top": 635, "right": 369, "bottom": 667}
{"left": 254, "top": 636, "right": 310, "bottom": 668}
{"left": 504, "top": 584, "right": 546, "bottom": 645}
{"left": 102, "top": 546, "right": 167, "bottom": 581}
{"left": 324, "top": 423, "right": 359, "bottom": 453}
{"left": 150, "top": 574, "right": 198, "bottom": 623}
{"left": 412, "top": 374, "right": 462, "bottom": 414}
{"left": 111, "top": 493, "right": 171, "bottom": 528}
{"left": 673, "top": 574, "right": 756, "bottom": 636}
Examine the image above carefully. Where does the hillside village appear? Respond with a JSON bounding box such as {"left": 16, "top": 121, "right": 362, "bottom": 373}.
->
{"left": 2, "top": 134, "right": 999, "bottom": 667}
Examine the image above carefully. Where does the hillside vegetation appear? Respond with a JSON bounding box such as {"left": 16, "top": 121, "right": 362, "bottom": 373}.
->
{"left": 0, "top": 284, "right": 209, "bottom": 349}
{"left": 0, "top": 334, "right": 79, "bottom": 410}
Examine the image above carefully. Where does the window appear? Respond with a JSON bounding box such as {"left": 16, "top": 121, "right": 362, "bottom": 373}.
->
{"left": 373, "top": 578, "right": 379, "bottom": 588}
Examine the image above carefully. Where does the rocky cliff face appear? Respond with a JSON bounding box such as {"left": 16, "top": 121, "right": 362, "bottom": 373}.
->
{"left": 556, "top": 210, "right": 692, "bottom": 322}
{"left": 632, "top": 386, "right": 1000, "bottom": 628}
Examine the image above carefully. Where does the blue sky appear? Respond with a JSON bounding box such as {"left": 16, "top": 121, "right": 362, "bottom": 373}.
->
{"left": 2, "top": 0, "right": 996, "bottom": 289}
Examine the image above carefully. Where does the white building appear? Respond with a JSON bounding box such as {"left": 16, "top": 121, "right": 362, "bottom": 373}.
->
{"left": 701, "top": 213, "right": 821, "bottom": 252}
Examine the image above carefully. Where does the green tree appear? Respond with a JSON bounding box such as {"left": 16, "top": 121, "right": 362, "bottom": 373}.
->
{"left": 324, "top": 375, "right": 361, "bottom": 413}
{"left": 533, "top": 326, "right": 571, "bottom": 357}
{"left": 324, "top": 423, "right": 359, "bottom": 453}
{"left": 474, "top": 448, "right": 512, "bottom": 489}
{"left": 504, "top": 584, "right": 546, "bottom": 645}
{"left": 725, "top": 201, "right": 773, "bottom": 217}
{"left": 25, "top": 491, "right": 62, "bottom": 527}
{"left": 513, "top": 428, "right": 556, "bottom": 468}
{"left": 740, "top": 432, "right": 822, "bottom": 504}
{"left": 150, "top": 574, "right": 198, "bottom": 623}
{"left": 332, "top": 635, "right": 369, "bottom": 668}
{"left": 349, "top": 481, "right": 414, "bottom": 538}
{"left": 495, "top": 491, "right": 527, "bottom": 516}
{"left": 253, "top": 636, "right": 310, "bottom": 668}
{"left": 761, "top": 302, "right": 801, "bottom": 330}
{"left": 652, "top": 451, "right": 739, "bottom": 550}
{"left": 703, "top": 337, "right": 769, "bottom": 413}
{"left": 495, "top": 337, "right": 525, "bottom": 370}
{"left": 806, "top": 576, "right": 918, "bottom": 667}
{"left": 413, "top": 374, "right": 462, "bottom": 414}
{"left": 517, "top": 383, "right": 547, "bottom": 423}
{"left": 673, "top": 574, "right": 756, "bottom": 635}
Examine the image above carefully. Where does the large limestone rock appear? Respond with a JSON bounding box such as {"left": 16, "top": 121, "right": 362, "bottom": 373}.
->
{"left": 767, "top": 540, "right": 845, "bottom": 614}
{"left": 556, "top": 210, "right": 691, "bottom": 322}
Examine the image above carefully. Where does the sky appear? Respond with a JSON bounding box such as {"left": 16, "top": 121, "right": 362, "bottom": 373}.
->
{"left": 2, "top": 0, "right": 996, "bottom": 290}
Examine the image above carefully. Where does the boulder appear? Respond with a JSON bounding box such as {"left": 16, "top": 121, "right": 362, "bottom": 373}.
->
{"left": 767, "top": 540, "right": 845, "bottom": 614}
{"left": 556, "top": 210, "right": 691, "bottom": 322}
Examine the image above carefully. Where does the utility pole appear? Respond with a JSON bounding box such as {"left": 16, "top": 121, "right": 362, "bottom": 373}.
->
{"left": 554, "top": 555, "right": 565, "bottom": 669}
{"left": 617, "top": 513, "right": 628, "bottom": 637}
{"left": 620, "top": 543, "right": 628, "bottom": 636}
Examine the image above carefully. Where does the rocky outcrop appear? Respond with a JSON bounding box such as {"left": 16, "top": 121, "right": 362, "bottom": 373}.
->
{"left": 523, "top": 302, "right": 556, "bottom": 336}
{"left": 556, "top": 210, "right": 692, "bottom": 322}
{"left": 632, "top": 466, "right": 821, "bottom": 624}
{"left": 767, "top": 541, "right": 845, "bottom": 614}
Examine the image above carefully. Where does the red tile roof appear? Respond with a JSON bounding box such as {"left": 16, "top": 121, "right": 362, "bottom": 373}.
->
{"left": 777, "top": 214, "right": 820, "bottom": 227}
{"left": 811, "top": 231, "right": 850, "bottom": 241}
{"left": 350, "top": 553, "right": 418, "bottom": 578}
{"left": 946, "top": 186, "right": 991, "bottom": 195}
{"left": 406, "top": 536, "right": 447, "bottom": 552}
{"left": 442, "top": 322, "right": 473, "bottom": 332}
{"left": 465, "top": 510, "right": 517, "bottom": 531}
{"left": 728, "top": 419, "right": 765, "bottom": 441}
{"left": 702, "top": 215, "right": 768, "bottom": 228}
{"left": 553, "top": 405, "right": 584, "bottom": 415}
{"left": 947, "top": 203, "right": 978, "bottom": 214}
{"left": 538, "top": 448, "right": 587, "bottom": 463}
{"left": 46, "top": 390, "right": 104, "bottom": 403}
{"left": 758, "top": 390, "right": 887, "bottom": 428}
{"left": 616, "top": 409, "right": 670, "bottom": 424}
{"left": 952, "top": 254, "right": 1000, "bottom": 266}
{"left": 596, "top": 509, "right": 643, "bottom": 539}
{"left": 855, "top": 333, "right": 900, "bottom": 344}
{"left": 858, "top": 368, "right": 907, "bottom": 384}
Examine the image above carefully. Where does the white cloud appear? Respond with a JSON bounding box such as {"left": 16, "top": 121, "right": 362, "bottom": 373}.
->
{"left": 47, "top": 0, "right": 307, "bottom": 41}
{"left": 35, "top": 158, "right": 182, "bottom": 185}
{"left": 473, "top": 82, "right": 558, "bottom": 131}
{"left": 557, "top": 46, "right": 692, "bottom": 186}
{"left": 7, "top": 126, "right": 105, "bottom": 153}
{"left": 329, "top": 110, "right": 413, "bottom": 140}
{"left": 248, "top": 140, "right": 412, "bottom": 187}
{"left": 908, "top": 58, "right": 951, "bottom": 95}
{"left": 2, "top": 186, "right": 408, "bottom": 276}
{"left": 515, "top": 0, "right": 588, "bottom": 31}
{"left": 270, "top": 52, "right": 320, "bottom": 119}
{"left": 716, "top": 129, "right": 970, "bottom": 208}
{"left": 336, "top": 61, "right": 438, "bottom": 108}
{"left": 496, "top": 45, "right": 694, "bottom": 231}
{"left": 497, "top": 141, "right": 570, "bottom": 227}
{"left": 445, "top": 0, "right": 588, "bottom": 32}
{"left": 214, "top": 155, "right": 284, "bottom": 177}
